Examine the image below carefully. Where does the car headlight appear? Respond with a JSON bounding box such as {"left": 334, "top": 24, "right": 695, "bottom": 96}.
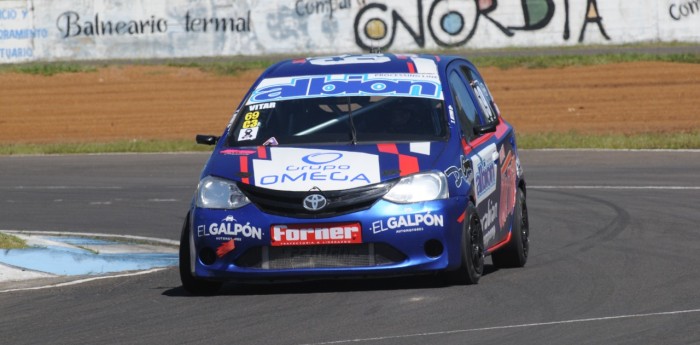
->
{"left": 196, "top": 176, "right": 250, "bottom": 209}
{"left": 383, "top": 172, "right": 449, "bottom": 203}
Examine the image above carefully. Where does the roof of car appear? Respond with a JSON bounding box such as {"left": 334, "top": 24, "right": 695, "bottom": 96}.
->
{"left": 260, "top": 53, "right": 466, "bottom": 78}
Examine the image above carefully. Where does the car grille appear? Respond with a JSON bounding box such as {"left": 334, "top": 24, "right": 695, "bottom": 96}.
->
{"left": 236, "top": 181, "right": 396, "bottom": 218}
{"left": 235, "top": 243, "right": 406, "bottom": 269}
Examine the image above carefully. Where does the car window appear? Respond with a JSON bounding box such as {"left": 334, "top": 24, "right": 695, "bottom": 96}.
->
{"left": 227, "top": 96, "right": 448, "bottom": 147}
{"left": 448, "top": 71, "right": 479, "bottom": 141}
{"left": 460, "top": 66, "right": 499, "bottom": 125}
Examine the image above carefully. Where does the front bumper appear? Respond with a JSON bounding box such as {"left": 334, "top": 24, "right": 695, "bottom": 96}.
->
{"left": 189, "top": 196, "right": 468, "bottom": 280}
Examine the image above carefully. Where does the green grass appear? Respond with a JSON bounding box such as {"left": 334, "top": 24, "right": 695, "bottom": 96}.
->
{"left": 0, "top": 63, "right": 99, "bottom": 76}
{"left": 0, "top": 139, "right": 213, "bottom": 155}
{"left": 469, "top": 53, "right": 700, "bottom": 69}
{"left": 0, "top": 232, "right": 27, "bottom": 249}
{"left": 2, "top": 45, "right": 698, "bottom": 77}
{"left": 168, "top": 52, "right": 700, "bottom": 74}
{"left": 166, "top": 60, "right": 274, "bottom": 76}
{"left": 1, "top": 132, "right": 698, "bottom": 155}
{"left": 517, "top": 131, "right": 700, "bottom": 149}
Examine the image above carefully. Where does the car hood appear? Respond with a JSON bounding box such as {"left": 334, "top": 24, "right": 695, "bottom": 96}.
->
{"left": 205, "top": 142, "right": 449, "bottom": 192}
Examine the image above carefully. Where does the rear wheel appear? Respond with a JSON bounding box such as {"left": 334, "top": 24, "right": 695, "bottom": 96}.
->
{"left": 179, "top": 214, "right": 223, "bottom": 295}
{"left": 447, "top": 203, "right": 484, "bottom": 285}
{"left": 492, "top": 188, "right": 529, "bottom": 268}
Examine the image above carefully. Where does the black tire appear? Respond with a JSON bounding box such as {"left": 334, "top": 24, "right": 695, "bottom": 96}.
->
{"left": 492, "top": 188, "right": 529, "bottom": 268}
{"left": 179, "top": 214, "right": 223, "bottom": 295}
{"left": 447, "top": 203, "right": 484, "bottom": 285}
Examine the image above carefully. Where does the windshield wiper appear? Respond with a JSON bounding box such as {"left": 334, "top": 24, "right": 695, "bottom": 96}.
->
{"left": 347, "top": 97, "right": 358, "bottom": 145}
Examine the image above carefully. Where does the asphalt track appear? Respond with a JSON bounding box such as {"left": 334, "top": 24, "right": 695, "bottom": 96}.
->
{"left": 1, "top": 150, "right": 699, "bottom": 345}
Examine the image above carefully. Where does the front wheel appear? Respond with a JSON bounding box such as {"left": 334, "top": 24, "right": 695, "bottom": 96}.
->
{"left": 492, "top": 188, "right": 529, "bottom": 268}
{"left": 446, "top": 203, "right": 484, "bottom": 285}
{"left": 179, "top": 213, "right": 223, "bottom": 295}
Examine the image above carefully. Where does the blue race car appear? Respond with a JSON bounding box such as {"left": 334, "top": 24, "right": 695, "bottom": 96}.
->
{"left": 180, "top": 54, "right": 529, "bottom": 294}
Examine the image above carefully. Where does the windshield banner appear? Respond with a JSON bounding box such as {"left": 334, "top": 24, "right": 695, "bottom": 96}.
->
{"left": 247, "top": 73, "right": 444, "bottom": 104}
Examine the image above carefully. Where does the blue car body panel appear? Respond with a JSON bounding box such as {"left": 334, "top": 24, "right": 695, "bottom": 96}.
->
{"left": 187, "top": 54, "right": 525, "bottom": 281}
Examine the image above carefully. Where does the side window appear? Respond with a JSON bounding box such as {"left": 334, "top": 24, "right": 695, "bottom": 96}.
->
{"left": 461, "top": 66, "right": 499, "bottom": 125}
{"left": 448, "top": 71, "right": 478, "bottom": 141}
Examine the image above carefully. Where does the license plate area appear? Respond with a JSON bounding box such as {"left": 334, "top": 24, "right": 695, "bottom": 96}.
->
{"left": 270, "top": 222, "right": 362, "bottom": 246}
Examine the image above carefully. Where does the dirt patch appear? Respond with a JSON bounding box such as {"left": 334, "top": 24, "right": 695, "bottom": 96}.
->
{"left": 0, "top": 62, "right": 698, "bottom": 145}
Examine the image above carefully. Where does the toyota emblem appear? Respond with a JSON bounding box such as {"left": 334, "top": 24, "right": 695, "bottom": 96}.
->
{"left": 303, "top": 194, "right": 327, "bottom": 211}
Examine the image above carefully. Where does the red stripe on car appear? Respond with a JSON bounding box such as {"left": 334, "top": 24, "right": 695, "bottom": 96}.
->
{"left": 240, "top": 156, "right": 249, "bottom": 184}
{"left": 487, "top": 231, "right": 512, "bottom": 253}
{"left": 407, "top": 62, "right": 416, "bottom": 73}
{"left": 378, "top": 143, "right": 399, "bottom": 154}
{"left": 457, "top": 211, "right": 466, "bottom": 223}
{"left": 399, "top": 154, "right": 419, "bottom": 176}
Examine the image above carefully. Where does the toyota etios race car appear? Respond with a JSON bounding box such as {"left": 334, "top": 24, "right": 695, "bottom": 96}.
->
{"left": 180, "top": 54, "right": 529, "bottom": 294}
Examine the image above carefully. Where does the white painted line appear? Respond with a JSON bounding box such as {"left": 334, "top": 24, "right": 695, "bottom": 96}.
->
{"left": 1, "top": 230, "right": 179, "bottom": 246}
{"left": 0, "top": 268, "right": 167, "bottom": 294}
{"left": 148, "top": 198, "right": 180, "bottom": 202}
{"left": 530, "top": 185, "right": 700, "bottom": 190}
{"left": 301, "top": 308, "right": 700, "bottom": 345}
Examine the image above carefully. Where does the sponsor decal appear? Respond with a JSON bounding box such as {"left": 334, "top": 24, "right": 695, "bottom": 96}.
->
{"left": 301, "top": 152, "right": 343, "bottom": 164}
{"left": 248, "top": 102, "right": 276, "bottom": 111}
{"left": 370, "top": 212, "right": 444, "bottom": 234}
{"left": 197, "top": 216, "right": 263, "bottom": 240}
{"left": 482, "top": 199, "right": 497, "bottom": 230}
{"left": 483, "top": 226, "right": 495, "bottom": 246}
{"left": 221, "top": 149, "right": 256, "bottom": 156}
{"left": 227, "top": 109, "right": 239, "bottom": 128}
{"left": 499, "top": 148, "right": 517, "bottom": 228}
{"left": 247, "top": 73, "right": 443, "bottom": 104}
{"left": 448, "top": 105, "right": 456, "bottom": 124}
{"left": 262, "top": 137, "right": 279, "bottom": 146}
{"left": 472, "top": 143, "right": 498, "bottom": 205}
{"left": 307, "top": 55, "right": 390, "bottom": 66}
{"left": 253, "top": 147, "right": 380, "bottom": 191}
{"left": 271, "top": 222, "right": 362, "bottom": 246}
{"left": 472, "top": 80, "right": 497, "bottom": 123}
{"left": 238, "top": 127, "right": 259, "bottom": 141}
{"left": 445, "top": 155, "right": 472, "bottom": 188}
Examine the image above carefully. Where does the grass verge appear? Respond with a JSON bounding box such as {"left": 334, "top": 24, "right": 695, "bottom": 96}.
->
{"left": 0, "top": 63, "right": 99, "bottom": 76}
{"left": 0, "top": 232, "right": 27, "bottom": 249}
{"left": 470, "top": 52, "right": 700, "bottom": 69}
{"left": 2, "top": 48, "right": 699, "bottom": 77}
{"left": 0, "top": 139, "right": 212, "bottom": 155}
{"left": 517, "top": 131, "right": 700, "bottom": 150}
{"left": 1, "top": 132, "right": 698, "bottom": 155}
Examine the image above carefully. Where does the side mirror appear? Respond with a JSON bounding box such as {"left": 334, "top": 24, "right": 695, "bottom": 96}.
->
{"left": 473, "top": 119, "right": 499, "bottom": 136}
{"left": 196, "top": 134, "right": 220, "bottom": 146}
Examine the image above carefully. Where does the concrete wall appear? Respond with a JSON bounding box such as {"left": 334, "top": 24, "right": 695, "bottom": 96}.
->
{"left": 1, "top": 0, "right": 699, "bottom": 63}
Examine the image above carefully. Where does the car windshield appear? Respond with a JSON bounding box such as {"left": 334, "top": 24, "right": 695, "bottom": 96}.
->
{"left": 227, "top": 96, "right": 447, "bottom": 147}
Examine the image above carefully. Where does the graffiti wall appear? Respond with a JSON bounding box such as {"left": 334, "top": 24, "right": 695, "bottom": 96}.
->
{"left": 1, "top": 0, "right": 698, "bottom": 63}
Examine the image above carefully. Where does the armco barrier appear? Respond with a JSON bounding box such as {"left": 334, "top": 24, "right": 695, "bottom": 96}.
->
{"left": 0, "top": 0, "right": 699, "bottom": 63}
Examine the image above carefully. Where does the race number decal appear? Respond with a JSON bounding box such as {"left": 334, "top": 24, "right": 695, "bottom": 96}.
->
{"left": 242, "top": 111, "right": 260, "bottom": 129}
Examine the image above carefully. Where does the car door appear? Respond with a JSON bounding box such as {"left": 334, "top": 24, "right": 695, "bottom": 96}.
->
{"left": 447, "top": 61, "right": 513, "bottom": 249}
